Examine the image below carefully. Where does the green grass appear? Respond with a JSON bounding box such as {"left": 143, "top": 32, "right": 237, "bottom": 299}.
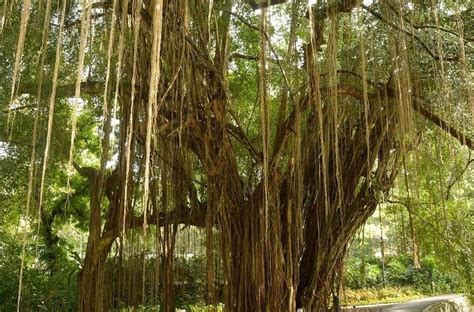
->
{"left": 342, "top": 286, "right": 424, "bottom": 306}
{"left": 186, "top": 304, "right": 224, "bottom": 312}
{"left": 119, "top": 303, "right": 224, "bottom": 312}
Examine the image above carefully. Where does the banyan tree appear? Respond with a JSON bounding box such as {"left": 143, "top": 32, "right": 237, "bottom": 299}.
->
{"left": 1, "top": 0, "right": 472, "bottom": 311}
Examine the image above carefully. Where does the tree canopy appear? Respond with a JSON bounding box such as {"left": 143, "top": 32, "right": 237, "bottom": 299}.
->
{"left": 0, "top": 0, "right": 472, "bottom": 311}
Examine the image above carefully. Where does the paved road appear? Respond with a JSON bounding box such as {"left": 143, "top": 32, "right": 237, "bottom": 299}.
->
{"left": 346, "top": 294, "right": 471, "bottom": 311}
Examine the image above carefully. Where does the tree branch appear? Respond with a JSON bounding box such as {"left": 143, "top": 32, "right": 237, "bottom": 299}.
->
{"left": 129, "top": 203, "right": 208, "bottom": 229}
{"left": 446, "top": 154, "right": 473, "bottom": 200}
{"left": 247, "top": 0, "right": 286, "bottom": 10}
{"left": 361, "top": 4, "right": 459, "bottom": 62}
{"left": 413, "top": 99, "right": 474, "bottom": 150}
{"left": 414, "top": 24, "right": 474, "bottom": 42}
{"left": 73, "top": 161, "right": 97, "bottom": 179}
{"left": 387, "top": 198, "right": 464, "bottom": 250}
{"left": 16, "top": 81, "right": 104, "bottom": 100}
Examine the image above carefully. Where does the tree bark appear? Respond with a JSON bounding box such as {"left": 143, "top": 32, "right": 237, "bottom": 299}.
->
{"left": 408, "top": 207, "right": 421, "bottom": 269}
{"left": 78, "top": 242, "right": 112, "bottom": 312}
{"left": 76, "top": 164, "right": 121, "bottom": 311}
{"left": 379, "top": 207, "right": 386, "bottom": 287}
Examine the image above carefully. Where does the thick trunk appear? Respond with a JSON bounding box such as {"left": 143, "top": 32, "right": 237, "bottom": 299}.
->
{"left": 223, "top": 204, "right": 298, "bottom": 312}
{"left": 78, "top": 171, "right": 107, "bottom": 311}
{"left": 78, "top": 243, "right": 111, "bottom": 312}
{"left": 211, "top": 172, "right": 302, "bottom": 312}
{"left": 77, "top": 212, "right": 117, "bottom": 311}
{"left": 296, "top": 196, "right": 381, "bottom": 310}
{"left": 296, "top": 222, "right": 354, "bottom": 310}
{"left": 73, "top": 1, "right": 405, "bottom": 310}
{"left": 76, "top": 167, "right": 121, "bottom": 311}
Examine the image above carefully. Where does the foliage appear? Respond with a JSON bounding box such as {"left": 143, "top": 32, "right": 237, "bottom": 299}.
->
{"left": 344, "top": 255, "right": 464, "bottom": 294}
{"left": 344, "top": 132, "right": 473, "bottom": 303}
{"left": 0, "top": 230, "right": 79, "bottom": 311}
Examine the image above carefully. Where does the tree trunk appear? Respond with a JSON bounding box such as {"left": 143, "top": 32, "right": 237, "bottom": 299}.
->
{"left": 75, "top": 1, "right": 404, "bottom": 310}
{"left": 163, "top": 224, "right": 178, "bottom": 312}
{"left": 76, "top": 166, "right": 121, "bottom": 311}
{"left": 400, "top": 207, "right": 408, "bottom": 255}
{"left": 78, "top": 243, "right": 112, "bottom": 312}
{"left": 408, "top": 207, "right": 421, "bottom": 269}
{"left": 360, "top": 226, "right": 366, "bottom": 288}
{"left": 378, "top": 207, "right": 386, "bottom": 287}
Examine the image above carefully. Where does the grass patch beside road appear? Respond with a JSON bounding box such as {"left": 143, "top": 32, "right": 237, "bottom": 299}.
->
{"left": 342, "top": 286, "right": 424, "bottom": 306}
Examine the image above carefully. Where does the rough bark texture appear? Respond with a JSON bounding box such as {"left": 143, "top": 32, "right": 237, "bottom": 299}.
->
{"left": 67, "top": 0, "right": 473, "bottom": 311}
{"left": 77, "top": 167, "right": 120, "bottom": 312}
